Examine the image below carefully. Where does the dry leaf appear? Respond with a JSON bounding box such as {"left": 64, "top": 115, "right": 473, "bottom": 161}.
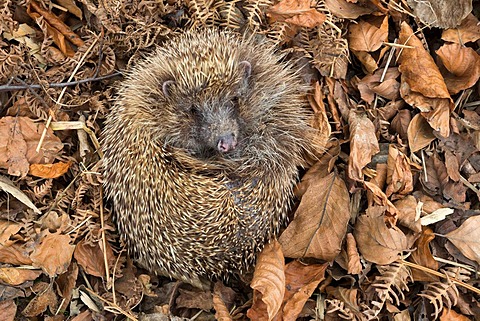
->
{"left": 436, "top": 43, "right": 480, "bottom": 94}
{"left": 22, "top": 282, "right": 58, "bottom": 317}
{"left": 279, "top": 172, "right": 350, "bottom": 261}
{"left": 441, "top": 14, "right": 480, "bottom": 43}
{"left": 282, "top": 261, "right": 327, "bottom": 320}
{"left": 398, "top": 22, "right": 454, "bottom": 137}
{"left": 348, "top": 110, "right": 380, "bottom": 181}
{"left": 407, "top": 114, "right": 436, "bottom": 153}
{"left": 445, "top": 215, "right": 480, "bottom": 265}
{"left": 409, "top": 227, "right": 439, "bottom": 282}
{"left": 354, "top": 206, "right": 408, "bottom": 265}
{"left": 247, "top": 240, "right": 285, "bottom": 321}
{"left": 30, "top": 233, "right": 75, "bottom": 277}
{"left": 213, "top": 293, "right": 232, "bottom": 321}
{"left": 268, "top": 0, "right": 326, "bottom": 28}
{"left": 0, "top": 117, "right": 63, "bottom": 177}
{"left": 364, "top": 181, "right": 398, "bottom": 220}
{"left": 345, "top": 233, "right": 362, "bottom": 274}
{"left": 357, "top": 68, "right": 400, "bottom": 104}
{"left": 394, "top": 195, "right": 421, "bottom": 233}
{"left": 74, "top": 239, "right": 114, "bottom": 278}
{"left": 348, "top": 16, "right": 388, "bottom": 52}
{"left": 385, "top": 145, "right": 413, "bottom": 197}
{"left": 55, "top": 262, "right": 79, "bottom": 310}
{"left": 0, "top": 176, "right": 41, "bottom": 213}
{"left": 0, "top": 300, "right": 17, "bottom": 321}
{"left": 325, "top": 0, "right": 377, "bottom": 19}
{"left": 0, "top": 268, "right": 42, "bottom": 286}
{"left": 29, "top": 161, "right": 72, "bottom": 178}
{"left": 406, "top": 0, "right": 472, "bottom": 29}
{"left": 0, "top": 241, "right": 33, "bottom": 266}
{"left": 440, "top": 308, "right": 471, "bottom": 320}
{"left": 55, "top": 0, "right": 83, "bottom": 19}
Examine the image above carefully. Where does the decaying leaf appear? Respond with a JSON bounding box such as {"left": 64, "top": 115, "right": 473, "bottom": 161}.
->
{"left": 279, "top": 172, "right": 350, "bottom": 261}
{"left": 29, "top": 161, "right": 72, "bottom": 178}
{"left": 247, "top": 240, "right": 285, "bottom": 321}
{"left": 74, "top": 239, "right": 115, "bottom": 278}
{"left": 407, "top": 113, "right": 436, "bottom": 153}
{"left": 409, "top": 227, "right": 439, "bottom": 282}
{"left": 0, "top": 267, "right": 42, "bottom": 286}
{"left": 406, "top": 0, "right": 472, "bottom": 28}
{"left": 441, "top": 13, "right": 480, "bottom": 43}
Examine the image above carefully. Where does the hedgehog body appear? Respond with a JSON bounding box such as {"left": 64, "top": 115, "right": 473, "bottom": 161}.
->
{"left": 102, "top": 29, "right": 315, "bottom": 286}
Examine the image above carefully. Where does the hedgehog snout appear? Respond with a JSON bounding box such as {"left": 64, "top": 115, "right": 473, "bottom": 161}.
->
{"left": 217, "top": 133, "right": 237, "bottom": 152}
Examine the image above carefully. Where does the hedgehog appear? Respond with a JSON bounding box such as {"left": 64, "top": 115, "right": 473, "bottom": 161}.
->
{"left": 102, "top": 29, "right": 318, "bottom": 288}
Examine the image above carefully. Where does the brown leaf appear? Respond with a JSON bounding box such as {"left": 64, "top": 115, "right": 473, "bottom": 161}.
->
{"left": 345, "top": 233, "right": 362, "bottom": 274}
{"left": 0, "top": 220, "right": 22, "bottom": 245}
{"left": 279, "top": 172, "right": 350, "bottom": 261}
{"left": 385, "top": 145, "right": 413, "bottom": 197}
{"left": 248, "top": 240, "right": 285, "bottom": 321}
{"left": 364, "top": 181, "right": 399, "bottom": 221}
{"left": 440, "top": 308, "right": 471, "bottom": 320}
{"left": 0, "top": 117, "right": 63, "bottom": 177}
{"left": 0, "top": 300, "right": 17, "bottom": 321}
{"left": 31, "top": 233, "right": 75, "bottom": 277}
{"left": 324, "top": 0, "right": 377, "bottom": 19}
{"left": 281, "top": 261, "right": 327, "bottom": 320}
{"left": 74, "top": 239, "right": 115, "bottom": 278}
{"left": 348, "top": 16, "right": 388, "bottom": 52}
{"left": 357, "top": 68, "right": 400, "bottom": 104}
{"left": 55, "top": 262, "right": 78, "bottom": 310}
{"left": 0, "top": 268, "right": 42, "bottom": 286}
{"left": 407, "top": 113, "right": 436, "bottom": 153}
{"left": 348, "top": 110, "right": 380, "bottom": 181}
{"left": 398, "top": 22, "right": 454, "bottom": 137}
{"left": 409, "top": 227, "right": 439, "bottom": 282}
{"left": 29, "top": 161, "right": 72, "bottom": 178}
{"left": 394, "top": 195, "right": 422, "bottom": 233}
{"left": 436, "top": 43, "right": 480, "bottom": 94}
{"left": 0, "top": 241, "right": 33, "bottom": 266}
{"left": 177, "top": 288, "right": 213, "bottom": 310}
{"left": 353, "top": 206, "right": 408, "bottom": 265}
{"left": 213, "top": 282, "right": 236, "bottom": 321}
{"left": 268, "top": 0, "right": 326, "bottom": 28}
{"left": 55, "top": 0, "right": 83, "bottom": 19}
{"left": 22, "top": 282, "right": 58, "bottom": 317}
{"left": 406, "top": 0, "right": 472, "bottom": 29}
{"left": 445, "top": 215, "right": 480, "bottom": 265}
{"left": 442, "top": 13, "right": 480, "bottom": 43}
{"left": 213, "top": 292, "right": 232, "bottom": 321}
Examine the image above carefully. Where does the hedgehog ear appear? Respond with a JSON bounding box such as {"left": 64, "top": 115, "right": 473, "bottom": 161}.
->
{"left": 238, "top": 61, "right": 252, "bottom": 80}
{"left": 162, "top": 80, "right": 176, "bottom": 97}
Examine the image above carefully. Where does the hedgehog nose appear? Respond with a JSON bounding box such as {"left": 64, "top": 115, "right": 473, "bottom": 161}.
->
{"left": 217, "top": 133, "right": 237, "bottom": 153}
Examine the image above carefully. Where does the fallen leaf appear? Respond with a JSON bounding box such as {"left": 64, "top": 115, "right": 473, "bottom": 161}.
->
{"left": 354, "top": 206, "right": 408, "bottom": 265}
{"left": 436, "top": 43, "right": 480, "bottom": 94}
{"left": 247, "top": 240, "right": 285, "bottom": 321}
{"left": 394, "top": 195, "right": 421, "bottom": 233}
{"left": 0, "top": 300, "right": 17, "bottom": 321}
{"left": 364, "top": 181, "right": 398, "bottom": 221}
{"left": 445, "top": 215, "right": 480, "bottom": 265}
{"left": 357, "top": 68, "right": 400, "bottom": 104}
{"left": 440, "top": 308, "right": 471, "bottom": 320}
{"left": 22, "top": 282, "right": 58, "bottom": 317}
{"left": 279, "top": 172, "right": 350, "bottom": 261}
{"left": 281, "top": 261, "right": 327, "bottom": 320}
{"left": 407, "top": 114, "right": 436, "bottom": 153}
{"left": 421, "top": 207, "right": 454, "bottom": 226}
{"left": 55, "top": 262, "right": 79, "bottom": 311}
{"left": 398, "top": 22, "right": 454, "bottom": 137}
{"left": 29, "top": 161, "right": 72, "bottom": 178}
{"left": 409, "top": 227, "right": 439, "bottom": 282}
{"left": 0, "top": 268, "right": 42, "bottom": 286}
{"left": 345, "top": 233, "right": 362, "bottom": 274}
{"left": 31, "top": 232, "right": 75, "bottom": 277}
{"left": 348, "top": 110, "right": 380, "bottom": 181}
{"left": 324, "top": 0, "right": 377, "bottom": 19}
{"left": 0, "top": 117, "right": 63, "bottom": 177}
{"left": 406, "top": 0, "right": 472, "bottom": 28}
{"left": 268, "top": 0, "right": 326, "bottom": 28}
{"left": 74, "top": 239, "right": 115, "bottom": 278}
{"left": 348, "top": 16, "right": 388, "bottom": 52}
{"left": 441, "top": 13, "right": 480, "bottom": 43}
{"left": 385, "top": 145, "right": 413, "bottom": 197}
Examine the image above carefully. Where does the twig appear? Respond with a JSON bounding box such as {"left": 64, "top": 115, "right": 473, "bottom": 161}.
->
{"left": 0, "top": 72, "right": 122, "bottom": 93}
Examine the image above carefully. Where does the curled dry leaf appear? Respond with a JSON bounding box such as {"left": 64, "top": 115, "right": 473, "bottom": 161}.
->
{"left": 353, "top": 206, "right": 408, "bottom": 265}
{"left": 441, "top": 13, "right": 480, "bottom": 43}
{"left": 385, "top": 145, "right": 413, "bottom": 198}
{"left": 445, "top": 215, "right": 480, "bottom": 265}
{"left": 29, "top": 161, "right": 72, "bottom": 178}
{"left": 406, "top": 0, "right": 472, "bottom": 29}
{"left": 348, "top": 110, "right": 380, "bottom": 182}
{"left": 348, "top": 15, "right": 388, "bottom": 52}
{"left": 279, "top": 172, "right": 350, "bottom": 261}
{"left": 30, "top": 232, "right": 75, "bottom": 277}
{"left": 394, "top": 195, "right": 421, "bottom": 233}
{"left": 247, "top": 240, "right": 285, "bottom": 321}
{"left": 364, "top": 181, "right": 398, "bottom": 221}
{"left": 213, "top": 293, "right": 232, "bottom": 321}
{"left": 398, "top": 22, "right": 454, "bottom": 137}
{"left": 55, "top": 262, "right": 79, "bottom": 311}
{"left": 436, "top": 43, "right": 480, "bottom": 95}
{"left": 357, "top": 68, "right": 400, "bottom": 104}
{"left": 407, "top": 113, "right": 436, "bottom": 153}
{"left": 409, "top": 227, "right": 439, "bottom": 282}
{"left": 268, "top": 0, "right": 326, "bottom": 28}
{"left": 282, "top": 261, "right": 327, "bottom": 320}
{"left": 0, "top": 117, "right": 63, "bottom": 177}
{"left": 345, "top": 233, "right": 362, "bottom": 275}
{"left": 0, "top": 267, "right": 42, "bottom": 286}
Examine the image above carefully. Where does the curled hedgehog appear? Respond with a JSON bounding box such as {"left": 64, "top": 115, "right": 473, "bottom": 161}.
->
{"left": 102, "top": 29, "right": 319, "bottom": 287}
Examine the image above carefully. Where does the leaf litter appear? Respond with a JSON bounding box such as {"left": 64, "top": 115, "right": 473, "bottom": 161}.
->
{"left": 0, "top": 0, "right": 480, "bottom": 320}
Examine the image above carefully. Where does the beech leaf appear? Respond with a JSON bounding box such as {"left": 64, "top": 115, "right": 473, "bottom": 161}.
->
{"left": 445, "top": 215, "right": 480, "bottom": 265}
